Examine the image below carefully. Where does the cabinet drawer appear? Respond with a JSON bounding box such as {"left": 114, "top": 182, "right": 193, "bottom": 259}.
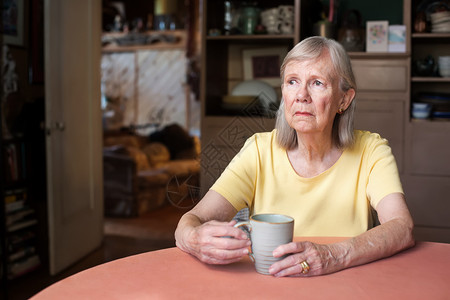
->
{"left": 410, "top": 121, "right": 450, "bottom": 176}
{"left": 352, "top": 59, "right": 408, "bottom": 92}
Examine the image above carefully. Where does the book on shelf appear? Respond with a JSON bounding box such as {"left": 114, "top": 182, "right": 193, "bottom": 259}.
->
{"left": 4, "top": 188, "right": 29, "bottom": 215}
{"left": 8, "top": 245, "right": 36, "bottom": 262}
{"left": 8, "top": 254, "right": 41, "bottom": 279}
{"left": 5, "top": 200, "right": 26, "bottom": 213}
{"left": 8, "top": 231, "right": 36, "bottom": 251}
{"left": 4, "top": 188, "right": 27, "bottom": 204}
{"left": 6, "top": 208, "right": 35, "bottom": 226}
{"left": 2, "top": 142, "right": 27, "bottom": 184}
{"left": 7, "top": 219, "right": 37, "bottom": 233}
{"left": 5, "top": 143, "right": 18, "bottom": 182}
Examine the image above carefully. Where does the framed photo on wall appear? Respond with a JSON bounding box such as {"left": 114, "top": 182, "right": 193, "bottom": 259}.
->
{"left": 242, "top": 47, "right": 288, "bottom": 87}
{"left": 1, "top": 0, "right": 26, "bottom": 47}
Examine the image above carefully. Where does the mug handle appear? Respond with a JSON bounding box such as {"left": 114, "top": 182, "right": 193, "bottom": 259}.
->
{"left": 234, "top": 221, "right": 254, "bottom": 262}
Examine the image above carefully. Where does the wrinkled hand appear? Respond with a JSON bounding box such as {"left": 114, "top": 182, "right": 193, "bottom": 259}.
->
{"left": 269, "top": 241, "right": 345, "bottom": 277}
{"left": 187, "top": 220, "right": 251, "bottom": 265}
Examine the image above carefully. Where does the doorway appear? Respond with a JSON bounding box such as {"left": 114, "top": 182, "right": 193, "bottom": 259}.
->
{"left": 100, "top": 0, "right": 201, "bottom": 261}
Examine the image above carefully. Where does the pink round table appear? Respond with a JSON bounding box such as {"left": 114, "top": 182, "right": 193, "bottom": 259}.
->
{"left": 31, "top": 237, "right": 450, "bottom": 299}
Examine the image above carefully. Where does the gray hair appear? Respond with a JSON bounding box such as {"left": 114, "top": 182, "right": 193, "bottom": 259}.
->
{"left": 275, "top": 36, "right": 357, "bottom": 149}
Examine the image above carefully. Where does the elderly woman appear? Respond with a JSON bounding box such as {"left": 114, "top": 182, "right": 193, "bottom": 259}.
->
{"left": 175, "top": 36, "right": 414, "bottom": 277}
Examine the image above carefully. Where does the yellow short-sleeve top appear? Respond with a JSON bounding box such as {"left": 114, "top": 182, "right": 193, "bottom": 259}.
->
{"left": 210, "top": 130, "right": 403, "bottom": 237}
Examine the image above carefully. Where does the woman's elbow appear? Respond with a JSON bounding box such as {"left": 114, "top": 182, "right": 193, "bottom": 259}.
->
{"left": 403, "top": 216, "right": 415, "bottom": 249}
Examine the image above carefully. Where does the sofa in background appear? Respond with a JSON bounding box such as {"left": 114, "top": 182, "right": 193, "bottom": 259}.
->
{"left": 103, "top": 124, "right": 200, "bottom": 217}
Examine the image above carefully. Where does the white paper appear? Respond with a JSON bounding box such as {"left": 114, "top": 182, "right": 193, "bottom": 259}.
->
{"left": 366, "top": 21, "right": 389, "bottom": 52}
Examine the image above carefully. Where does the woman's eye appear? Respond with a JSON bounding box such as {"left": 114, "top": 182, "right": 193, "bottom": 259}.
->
{"left": 313, "top": 80, "right": 324, "bottom": 86}
{"left": 287, "top": 79, "right": 296, "bottom": 85}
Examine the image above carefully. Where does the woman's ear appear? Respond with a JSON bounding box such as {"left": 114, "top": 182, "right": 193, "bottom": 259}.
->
{"left": 342, "top": 88, "right": 356, "bottom": 110}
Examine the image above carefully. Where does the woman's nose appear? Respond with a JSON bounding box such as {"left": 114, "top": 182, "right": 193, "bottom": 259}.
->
{"left": 295, "top": 85, "right": 311, "bottom": 103}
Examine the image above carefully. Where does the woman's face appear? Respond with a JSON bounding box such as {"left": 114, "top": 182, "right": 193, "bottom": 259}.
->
{"left": 281, "top": 52, "right": 352, "bottom": 136}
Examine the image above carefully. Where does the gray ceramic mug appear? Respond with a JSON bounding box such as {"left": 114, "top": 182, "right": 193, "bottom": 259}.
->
{"left": 235, "top": 214, "right": 294, "bottom": 275}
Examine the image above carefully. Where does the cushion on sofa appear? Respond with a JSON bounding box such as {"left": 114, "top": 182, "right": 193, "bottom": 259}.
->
{"left": 141, "top": 142, "right": 171, "bottom": 167}
{"left": 149, "top": 124, "right": 194, "bottom": 159}
{"left": 159, "top": 159, "right": 200, "bottom": 177}
{"left": 123, "top": 147, "right": 151, "bottom": 171}
{"left": 104, "top": 135, "right": 145, "bottom": 148}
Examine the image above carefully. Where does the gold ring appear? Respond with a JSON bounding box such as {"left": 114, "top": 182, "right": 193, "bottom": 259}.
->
{"left": 300, "top": 261, "right": 310, "bottom": 274}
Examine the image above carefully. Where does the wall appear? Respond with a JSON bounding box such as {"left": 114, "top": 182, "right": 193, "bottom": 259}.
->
{"left": 339, "top": 0, "right": 403, "bottom": 24}
{"left": 321, "top": 0, "right": 403, "bottom": 25}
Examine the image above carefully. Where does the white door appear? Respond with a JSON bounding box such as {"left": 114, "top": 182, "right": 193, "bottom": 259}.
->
{"left": 45, "top": 0, "right": 103, "bottom": 275}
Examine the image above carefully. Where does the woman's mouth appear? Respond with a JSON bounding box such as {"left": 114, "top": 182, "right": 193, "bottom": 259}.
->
{"left": 294, "top": 111, "right": 312, "bottom": 117}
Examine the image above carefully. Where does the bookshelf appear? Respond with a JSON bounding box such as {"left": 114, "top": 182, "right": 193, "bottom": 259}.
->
{"left": 1, "top": 134, "right": 42, "bottom": 297}
{"left": 1, "top": 46, "right": 45, "bottom": 296}
{"left": 1, "top": 138, "right": 42, "bottom": 283}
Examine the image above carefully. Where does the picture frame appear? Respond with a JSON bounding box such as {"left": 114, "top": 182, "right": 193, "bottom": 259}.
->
{"left": 388, "top": 25, "right": 406, "bottom": 53}
{"left": 242, "top": 47, "right": 288, "bottom": 87}
{"left": 366, "top": 20, "right": 389, "bottom": 52}
{"left": 2, "top": 0, "right": 26, "bottom": 47}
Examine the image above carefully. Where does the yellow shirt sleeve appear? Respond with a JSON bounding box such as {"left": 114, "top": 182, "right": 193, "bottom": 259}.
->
{"left": 362, "top": 132, "right": 403, "bottom": 209}
{"left": 210, "top": 134, "right": 260, "bottom": 212}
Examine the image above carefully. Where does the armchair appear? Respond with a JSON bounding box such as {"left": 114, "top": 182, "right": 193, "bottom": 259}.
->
{"left": 103, "top": 127, "right": 200, "bottom": 217}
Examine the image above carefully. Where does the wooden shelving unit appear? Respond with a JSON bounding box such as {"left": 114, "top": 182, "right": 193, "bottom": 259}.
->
{"left": 402, "top": 0, "right": 450, "bottom": 242}
{"left": 197, "top": 0, "right": 450, "bottom": 242}
{"left": 102, "top": 30, "right": 186, "bottom": 53}
{"left": 0, "top": 138, "right": 42, "bottom": 282}
{"left": 199, "top": 0, "right": 300, "bottom": 194}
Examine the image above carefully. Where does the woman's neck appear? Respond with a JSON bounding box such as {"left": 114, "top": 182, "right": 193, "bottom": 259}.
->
{"left": 287, "top": 132, "right": 342, "bottom": 178}
{"left": 297, "top": 131, "right": 336, "bottom": 160}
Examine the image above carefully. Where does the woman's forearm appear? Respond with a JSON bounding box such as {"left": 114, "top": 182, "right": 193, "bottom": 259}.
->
{"left": 174, "top": 212, "right": 202, "bottom": 253}
{"left": 335, "top": 217, "right": 415, "bottom": 270}
{"left": 174, "top": 191, "right": 244, "bottom": 258}
{"left": 174, "top": 206, "right": 251, "bottom": 265}
{"left": 270, "top": 193, "right": 415, "bottom": 277}
{"left": 336, "top": 194, "right": 415, "bottom": 270}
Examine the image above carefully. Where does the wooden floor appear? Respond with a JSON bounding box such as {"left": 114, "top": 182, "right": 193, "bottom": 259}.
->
{"left": 4, "top": 204, "right": 189, "bottom": 300}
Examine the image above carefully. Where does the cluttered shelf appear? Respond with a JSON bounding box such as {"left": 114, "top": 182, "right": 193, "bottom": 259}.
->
{"left": 205, "top": 34, "right": 296, "bottom": 40}
{"left": 1, "top": 134, "right": 42, "bottom": 281}
{"left": 102, "top": 30, "right": 186, "bottom": 53}
{"left": 2, "top": 187, "right": 42, "bottom": 280}
{"left": 412, "top": 77, "right": 450, "bottom": 82}
{"left": 411, "top": 91, "right": 450, "bottom": 121}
